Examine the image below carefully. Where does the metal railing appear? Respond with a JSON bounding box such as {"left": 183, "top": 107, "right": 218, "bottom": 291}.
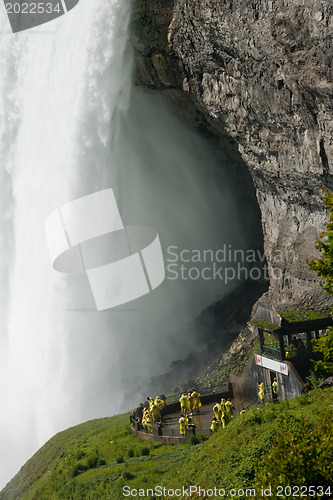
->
{"left": 164, "top": 383, "right": 229, "bottom": 405}
{"left": 161, "top": 427, "right": 211, "bottom": 438}
{"left": 262, "top": 345, "right": 281, "bottom": 358}
{"left": 238, "top": 394, "right": 259, "bottom": 412}
{"left": 237, "top": 393, "right": 271, "bottom": 412}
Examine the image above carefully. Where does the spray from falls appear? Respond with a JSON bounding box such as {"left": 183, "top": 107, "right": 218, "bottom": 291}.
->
{"left": 0, "top": 0, "right": 260, "bottom": 488}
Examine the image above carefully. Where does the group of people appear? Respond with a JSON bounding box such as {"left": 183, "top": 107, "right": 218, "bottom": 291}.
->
{"left": 178, "top": 412, "right": 196, "bottom": 436}
{"left": 178, "top": 390, "right": 202, "bottom": 436}
{"left": 133, "top": 379, "right": 280, "bottom": 438}
{"left": 210, "top": 398, "right": 235, "bottom": 432}
{"left": 257, "top": 378, "right": 278, "bottom": 403}
{"left": 131, "top": 376, "right": 281, "bottom": 439}
{"left": 179, "top": 390, "right": 202, "bottom": 414}
{"left": 131, "top": 395, "right": 166, "bottom": 433}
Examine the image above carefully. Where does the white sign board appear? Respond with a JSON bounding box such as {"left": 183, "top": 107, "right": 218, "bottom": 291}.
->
{"left": 255, "top": 354, "right": 289, "bottom": 375}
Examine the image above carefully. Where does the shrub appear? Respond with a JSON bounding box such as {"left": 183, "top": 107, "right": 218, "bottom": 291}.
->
{"left": 122, "top": 471, "right": 135, "bottom": 480}
{"left": 188, "top": 433, "right": 208, "bottom": 445}
{"left": 76, "top": 449, "right": 85, "bottom": 461}
{"left": 140, "top": 447, "right": 150, "bottom": 456}
{"left": 127, "top": 448, "right": 135, "bottom": 458}
{"left": 87, "top": 455, "right": 98, "bottom": 469}
{"left": 307, "top": 370, "right": 325, "bottom": 389}
{"left": 196, "top": 433, "right": 208, "bottom": 443}
{"left": 256, "top": 415, "right": 333, "bottom": 495}
{"left": 116, "top": 456, "right": 124, "bottom": 463}
{"left": 72, "top": 462, "right": 89, "bottom": 477}
{"left": 312, "top": 331, "right": 333, "bottom": 376}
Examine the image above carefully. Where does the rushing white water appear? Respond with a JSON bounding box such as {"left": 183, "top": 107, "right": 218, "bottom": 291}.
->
{"left": 0, "top": 0, "right": 257, "bottom": 489}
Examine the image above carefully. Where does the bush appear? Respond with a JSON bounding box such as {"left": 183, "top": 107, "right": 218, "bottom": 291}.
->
{"left": 76, "top": 449, "right": 85, "bottom": 461}
{"left": 188, "top": 435, "right": 200, "bottom": 445}
{"left": 140, "top": 447, "right": 150, "bottom": 456}
{"left": 122, "top": 471, "right": 135, "bottom": 480}
{"left": 256, "top": 414, "right": 333, "bottom": 495}
{"left": 127, "top": 448, "right": 135, "bottom": 458}
{"left": 116, "top": 456, "right": 124, "bottom": 463}
{"left": 72, "top": 462, "right": 89, "bottom": 477}
{"left": 188, "top": 433, "right": 208, "bottom": 445}
{"left": 307, "top": 190, "right": 333, "bottom": 296}
{"left": 312, "top": 330, "right": 333, "bottom": 376}
{"left": 307, "top": 370, "right": 325, "bottom": 389}
{"left": 87, "top": 455, "right": 99, "bottom": 469}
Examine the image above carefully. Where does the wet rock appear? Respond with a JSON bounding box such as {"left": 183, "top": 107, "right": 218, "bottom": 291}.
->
{"left": 131, "top": 0, "right": 333, "bottom": 309}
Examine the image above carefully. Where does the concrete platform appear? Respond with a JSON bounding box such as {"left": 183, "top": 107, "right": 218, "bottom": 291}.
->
{"left": 160, "top": 399, "right": 238, "bottom": 437}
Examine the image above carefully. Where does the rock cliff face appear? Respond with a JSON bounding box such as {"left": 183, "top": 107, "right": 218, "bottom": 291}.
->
{"left": 131, "top": 0, "right": 333, "bottom": 309}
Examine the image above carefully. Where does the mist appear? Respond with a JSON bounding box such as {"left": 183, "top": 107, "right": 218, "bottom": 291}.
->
{"left": 0, "top": 0, "right": 259, "bottom": 489}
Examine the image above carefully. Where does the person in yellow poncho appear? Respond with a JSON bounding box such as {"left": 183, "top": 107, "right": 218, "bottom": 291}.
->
{"left": 272, "top": 378, "right": 278, "bottom": 400}
{"left": 147, "top": 397, "right": 154, "bottom": 410}
{"left": 225, "top": 399, "right": 235, "bottom": 419}
{"left": 213, "top": 402, "right": 221, "bottom": 421}
{"left": 187, "top": 392, "right": 194, "bottom": 414}
{"left": 258, "top": 382, "right": 265, "bottom": 402}
{"left": 191, "top": 390, "right": 201, "bottom": 413}
{"left": 179, "top": 393, "right": 188, "bottom": 413}
{"left": 151, "top": 403, "right": 161, "bottom": 423}
{"left": 155, "top": 396, "right": 165, "bottom": 410}
{"left": 179, "top": 414, "right": 188, "bottom": 436}
{"left": 221, "top": 411, "right": 228, "bottom": 428}
{"left": 210, "top": 417, "right": 220, "bottom": 433}
{"left": 220, "top": 398, "right": 227, "bottom": 415}
{"left": 142, "top": 409, "right": 153, "bottom": 433}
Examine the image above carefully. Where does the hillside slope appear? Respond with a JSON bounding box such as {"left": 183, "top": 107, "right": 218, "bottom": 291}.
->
{"left": 1, "top": 387, "right": 332, "bottom": 499}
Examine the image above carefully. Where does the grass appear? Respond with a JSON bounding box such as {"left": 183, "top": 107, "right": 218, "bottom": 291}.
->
{"left": 279, "top": 309, "right": 329, "bottom": 322}
{"left": 163, "top": 387, "right": 333, "bottom": 496}
{"left": 0, "top": 414, "right": 189, "bottom": 500}
{"left": 250, "top": 318, "right": 280, "bottom": 331}
{"left": 262, "top": 331, "right": 280, "bottom": 350}
{"left": 1, "top": 387, "right": 332, "bottom": 499}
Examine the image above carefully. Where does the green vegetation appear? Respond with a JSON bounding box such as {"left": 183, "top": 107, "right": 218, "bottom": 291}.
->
{"left": 312, "top": 332, "right": 333, "bottom": 376}
{"left": 1, "top": 414, "right": 189, "bottom": 500}
{"left": 262, "top": 331, "right": 279, "bottom": 350}
{"left": 166, "top": 388, "right": 333, "bottom": 497}
{"left": 257, "top": 413, "right": 332, "bottom": 495}
{"left": 279, "top": 309, "right": 328, "bottom": 322}
{"left": 2, "top": 388, "right": 332, "bottom": 500}
{"left": 250, "top": 318, "right": 280, "bottom": 331}
{"left": 306, "top": 190, "right": 333, "bottom": 378}
{"left": 307, "top": 190, "right": 333, "bottom": 296}
{"left": 198, "top": 336, "right": 261, "bottom": 390}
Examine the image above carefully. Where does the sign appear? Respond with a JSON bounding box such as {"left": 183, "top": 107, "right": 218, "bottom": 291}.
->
{"left": 255, "top": 354, "right": 289, "bottom": 375}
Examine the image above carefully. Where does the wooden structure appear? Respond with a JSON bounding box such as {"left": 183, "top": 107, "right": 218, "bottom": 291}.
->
{"left": 249, "top": 301, "right": 333, "bottom": 401}
{"left": 253, "top": 301, "right": 333, "bottom": 361}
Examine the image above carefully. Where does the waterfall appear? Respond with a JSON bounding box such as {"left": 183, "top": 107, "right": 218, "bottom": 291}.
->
{"left": 0, "top": 0, "right": 257, "bottom": 488}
